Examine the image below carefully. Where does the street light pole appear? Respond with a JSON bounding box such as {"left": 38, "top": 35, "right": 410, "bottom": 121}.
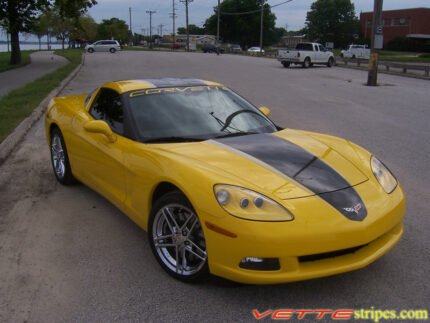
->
{"left": 146, "top": 10, "right": 156, "bottom": 49}
{"left": 129, "top": 7, "right": 133, "bottom": 46}
{"left": 259, "top": 0, "right": 266, "bottom": 53}
{"left": 367, "top": 0, "right": 384, "bottom": 86}
{"left": 217, "top": 0, "right": 221, "bottom": 45}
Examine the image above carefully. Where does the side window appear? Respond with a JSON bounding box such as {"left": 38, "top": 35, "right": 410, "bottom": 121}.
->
{"left": 90, "top": 88, "right": 124, "bottom": 134}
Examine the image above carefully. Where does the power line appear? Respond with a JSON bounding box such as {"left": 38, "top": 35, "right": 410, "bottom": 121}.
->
{"left": 220, "top": 0, "right": 293, "bottom": 16}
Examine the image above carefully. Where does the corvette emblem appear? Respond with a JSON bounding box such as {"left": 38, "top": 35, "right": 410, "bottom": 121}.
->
{"left": 343, "top": 203, "right": 362, "bottom": 215}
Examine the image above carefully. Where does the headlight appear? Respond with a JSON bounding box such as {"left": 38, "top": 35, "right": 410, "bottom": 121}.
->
{"left": 371, "top": 156, "right": 398, "bottom": 193}
{"left": 214, "top": 184, "right": 294, "bottom": 221}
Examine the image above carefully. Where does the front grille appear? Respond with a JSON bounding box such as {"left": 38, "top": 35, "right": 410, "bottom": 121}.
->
{"left": 299, "top": 244, "right": 367, "bottom": 263}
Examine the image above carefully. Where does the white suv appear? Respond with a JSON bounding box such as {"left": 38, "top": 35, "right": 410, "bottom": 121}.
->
{"left": 86, "top": 40, "right": 121, "bottom": 53}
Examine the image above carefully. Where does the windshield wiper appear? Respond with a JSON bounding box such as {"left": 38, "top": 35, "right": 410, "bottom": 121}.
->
{"left": 144, "top": 136, "right": 205, "bottom": 143}
{"left": 214, "top": 131, "right": 259, "bottom": 139}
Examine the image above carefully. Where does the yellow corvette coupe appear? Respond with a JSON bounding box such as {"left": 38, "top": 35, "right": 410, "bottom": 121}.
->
{"left": 45, "top": 78, "right": 405, "bottom": 284}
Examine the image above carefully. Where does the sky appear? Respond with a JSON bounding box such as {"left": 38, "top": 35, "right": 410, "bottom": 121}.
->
{"left": 85, "top": 0, "right": 429, "bottom": 34}
{"left": 0, "top": 0, "right": 429, "bottom": 40}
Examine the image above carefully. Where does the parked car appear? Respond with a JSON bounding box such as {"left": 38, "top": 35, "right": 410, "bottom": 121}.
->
{"left": 340, "top": 44, "right": 370, "bottom": 59}
{"left": 229, "top": 44, "right": 242, "bottom": 53}
{"left": 202, "top": 44, "right": 224, "bottom": 53}
{"left": 248, "top": 46, "right": 264, "bottom": 53}
{"left": 86, "top": 40, "right": 121, "bottom": 53}
{"left": 45, "top": 78, "right": 405, "bottom": 284}
{"left": 278, "top": 42, "right": 335, "bottom": 68}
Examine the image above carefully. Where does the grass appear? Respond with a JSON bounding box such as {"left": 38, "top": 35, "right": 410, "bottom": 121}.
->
{"left": 0, "top": 49, "right": 83, "bottom": 143}
{"left": 0, "top": 51, "right": 34, "bottom": 73}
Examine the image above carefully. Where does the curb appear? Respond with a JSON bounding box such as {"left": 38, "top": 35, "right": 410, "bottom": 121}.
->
{"left": 0, "top": 53, "right": 84, "bottom": 165}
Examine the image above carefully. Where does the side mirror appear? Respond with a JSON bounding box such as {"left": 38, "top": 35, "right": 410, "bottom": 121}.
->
{"left": 259, "top": 106, "right": 271, "bottom": 117}
{"left": 84, "top": 120, "right": 117, "bottom": 143}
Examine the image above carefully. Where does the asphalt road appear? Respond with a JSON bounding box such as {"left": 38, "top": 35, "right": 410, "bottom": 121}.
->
{"left": 0, "top": 51, "right": 429, "bottom": 322}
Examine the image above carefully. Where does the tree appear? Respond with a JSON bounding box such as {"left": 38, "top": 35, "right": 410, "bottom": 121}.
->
{"left": 70, "top": 15, "right": 98, "bottom": 43}
{"left": 305, "top": 0, "right": 358, "bottom": 48}
{"left": 178, "top": 24, "right": 205, "bottom": 35}
{"left": 204, "top": 0, "right": 279, "bottom": 48}
{"left": 0, "top": 0, "right": 96, "bottom": 65}
{"left": 97, "top": 18, "right": 129, "bottom": 44}
{"left": 0, "top": 0, "right": 49, "bottom": 64}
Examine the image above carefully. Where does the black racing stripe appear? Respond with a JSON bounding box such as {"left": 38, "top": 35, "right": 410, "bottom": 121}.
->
{"left": 144, "top": 78, "right": 206, "bottom": 88}
{"left": 215, "top": 134, "right": 367, "bottom": 221}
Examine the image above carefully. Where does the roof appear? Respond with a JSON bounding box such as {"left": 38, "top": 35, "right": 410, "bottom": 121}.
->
{"left": 102, "top": 78, "right": 223, "bottom": 93}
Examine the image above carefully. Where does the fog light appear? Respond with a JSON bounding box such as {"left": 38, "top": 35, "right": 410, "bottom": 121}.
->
{"left": 239, "top": 257, "right": 280, "bottom": 271}
{"left": 240, "top": 198, "right": 249, "bottom": 208}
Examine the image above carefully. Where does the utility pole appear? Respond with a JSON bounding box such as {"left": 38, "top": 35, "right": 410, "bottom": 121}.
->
{"left": 217, "top": 0, "right": 221, "bottom": 45}
{"left": 129, "top": 7, "right": 133, "bottom": 46}
{"left": 367, "top": 0, "right": 384, "bottom": 86}
{"left": 180, "top": 0, "right": 193, "bottom": 52}
{"left": 170, "top": 0, "right": 178, "bottom": 49}
{"left": 259, "top": 0, "right": 266, "bottom": 53}
{"left": 146, "top": 10, "right": 156, "bottom": 49}
{"left": 158, "top": 24, "right": 165, "bottom": 37}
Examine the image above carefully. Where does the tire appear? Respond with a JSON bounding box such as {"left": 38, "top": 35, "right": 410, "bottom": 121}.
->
{"left": 340, "top": 53, "right": 344, "bottom": 58}
{"left": 148, "top": 191, "right": 209, "bottom": 282}
{"left": 327, "top": 57, "right": 335, "bottom": 68}
{"left": 50, "top": 127, "right": 75, "bottom": 185}
{"left": 282, "top": 61, "right": 290, "bottom": 68}
{"left": 87, "top": 48, "right": 94, "bottom": 53}
{"left": 109, "top": 48, "right": 116, "bottom": 53}
{"left": 352, "top": 54, "right": 356, "bottom": 59}
{"left": 302, "top": 57, "right": 311, "bottom": 68}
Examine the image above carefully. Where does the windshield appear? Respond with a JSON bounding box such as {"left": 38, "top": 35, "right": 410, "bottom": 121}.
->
{"left": 128, "top": 86, "right": 277, "bottom": 143}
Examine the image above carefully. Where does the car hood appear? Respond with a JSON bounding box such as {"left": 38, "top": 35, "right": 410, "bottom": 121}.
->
{"left": 155, "top": 129, "right": 368, "bottom": 200}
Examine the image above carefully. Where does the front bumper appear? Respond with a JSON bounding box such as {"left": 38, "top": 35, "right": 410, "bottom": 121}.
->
{"left": 200, "top": 181, "right": 405, "bottom": 284}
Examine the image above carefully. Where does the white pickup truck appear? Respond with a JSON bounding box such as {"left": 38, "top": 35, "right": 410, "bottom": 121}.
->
{"left": 278, "top": 42, "right": 335, "bottom": 68}
{"left": 340, "top": 45, "right": 370, "bottom": 59}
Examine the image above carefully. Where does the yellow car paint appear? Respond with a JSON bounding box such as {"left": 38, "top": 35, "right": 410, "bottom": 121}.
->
{"left": 45, "top": 79, "right": 405, "bottom": 284}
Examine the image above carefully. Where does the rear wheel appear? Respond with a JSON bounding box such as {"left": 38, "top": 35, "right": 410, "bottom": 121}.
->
{"left": 148, "top": 191, "right": 209, "bottom": 282}
{"left": 327, "top": 57, "right": 335, "bottom": 67}
{"left": 302, "top": 57, "right": 311, "bottom": 68}
{"left": 352, "top": 54, "right": 356, "bottom": 59}
{"left": 109, "top": 48, "right": 116, "bottom": 53}
{"left": 50, "top": 127, "right": 75, "bottom": 185}
{"left": 282, "top": 61, "right": 290, "bottom": 68}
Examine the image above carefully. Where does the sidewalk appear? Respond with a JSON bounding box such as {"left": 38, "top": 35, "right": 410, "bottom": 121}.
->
{"left": 0, "top": 51, "right": 68, "bottom": 97}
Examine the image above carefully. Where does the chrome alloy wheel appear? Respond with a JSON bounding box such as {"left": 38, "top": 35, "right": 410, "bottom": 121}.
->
{"left": 51, "top": 134, "right": 65, "bottom": 179}
{"left": 152, "top": 204, "right": 207, "bottom": 276}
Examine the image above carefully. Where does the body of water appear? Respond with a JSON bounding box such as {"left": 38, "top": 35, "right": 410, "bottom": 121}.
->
{"left": 0, "top": 43, "right": 64, "bottom": 52}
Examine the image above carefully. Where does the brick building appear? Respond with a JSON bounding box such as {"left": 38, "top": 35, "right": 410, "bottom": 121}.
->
{"left": 360, "top": 7, "right": 430, "bottom": 46}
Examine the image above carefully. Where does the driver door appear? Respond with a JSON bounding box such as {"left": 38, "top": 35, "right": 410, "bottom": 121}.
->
{"left": 74, "top": 88, "right": 128, "bottom": 206}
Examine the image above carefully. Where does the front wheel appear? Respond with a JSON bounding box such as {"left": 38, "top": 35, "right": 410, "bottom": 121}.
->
{"left": 87, "top": 48, "right": 94, "bottom": 53}
{"left": 50, "top": 127, "right": 75, "bottom": 185}
{"left": 148, "top": 191, "right": 209, "bottom": 282}
{"left": 327, "top": 57, "right": 335, "bottom": 67}
{"left": 109, "top": 48, "right": 116, "bottom": 53}
{"left": 282, "top": 61, "right": 290, "bottom": 68}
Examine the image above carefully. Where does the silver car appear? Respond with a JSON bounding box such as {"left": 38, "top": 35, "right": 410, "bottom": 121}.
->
{"left": 86, "top": 40, "right": 121, "bottom": 53}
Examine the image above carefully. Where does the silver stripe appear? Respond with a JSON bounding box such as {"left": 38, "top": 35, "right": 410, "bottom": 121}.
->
{"left": 207, "top": 140, "right": 314, "bottom": 195}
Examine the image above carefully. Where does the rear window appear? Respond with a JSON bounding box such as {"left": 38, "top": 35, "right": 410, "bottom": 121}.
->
{"left": 296, "top": 43, "right": 313, "bottom": 51}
